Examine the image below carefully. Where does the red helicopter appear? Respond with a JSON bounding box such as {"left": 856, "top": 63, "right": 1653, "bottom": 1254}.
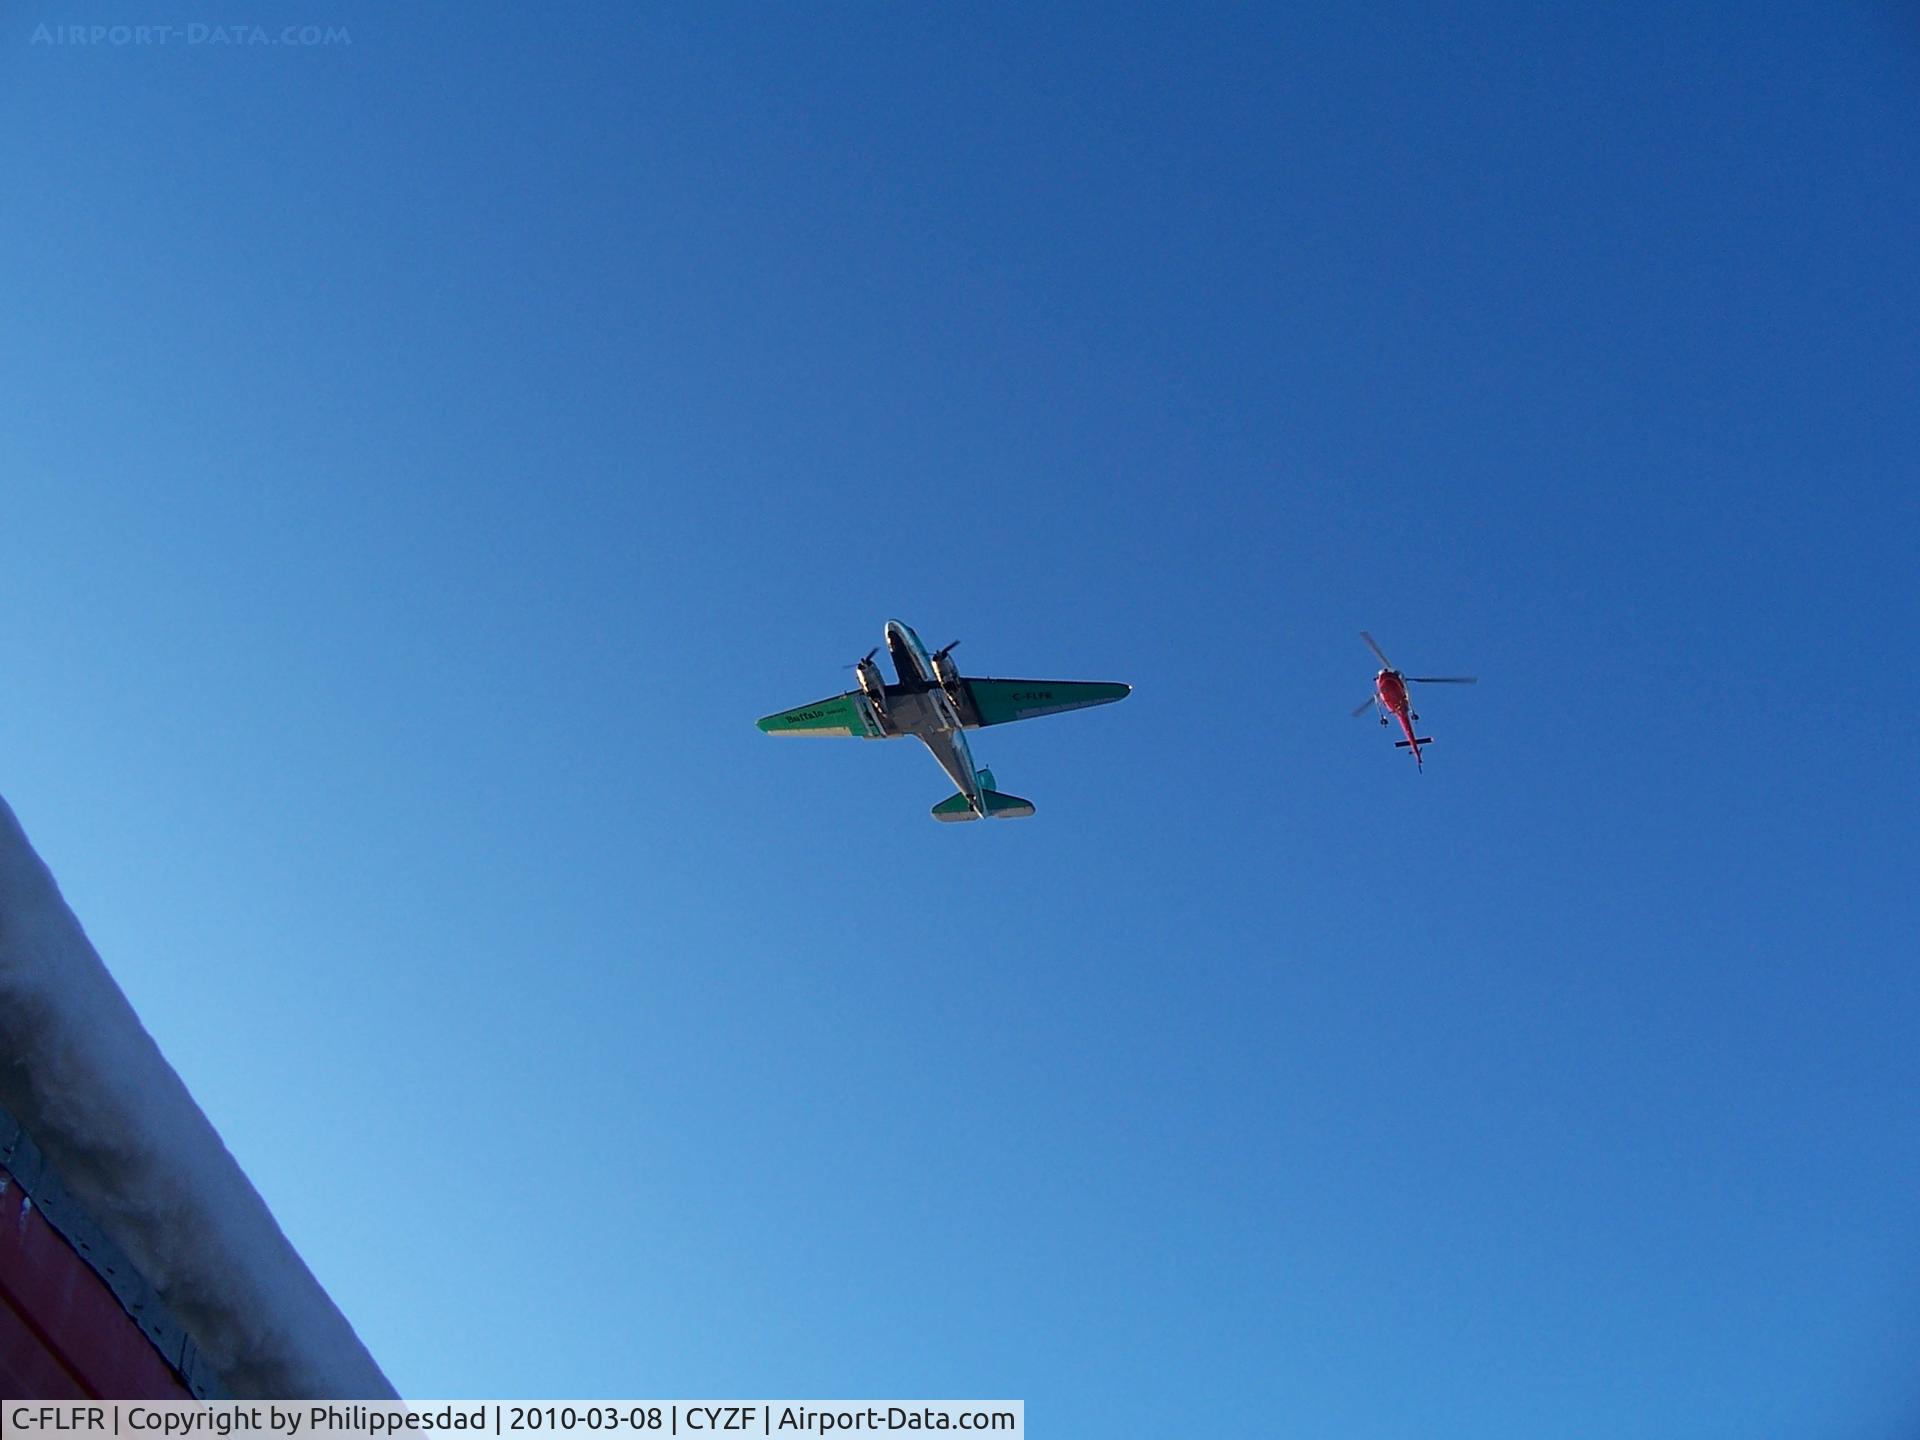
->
{"left": 1353, "top": 631, "right": 1476, "bottom": 770}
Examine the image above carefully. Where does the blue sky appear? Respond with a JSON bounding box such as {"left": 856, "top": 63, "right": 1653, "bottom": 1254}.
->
{"left": 4, "top": 1, "right": 1918, "bottom": 1432}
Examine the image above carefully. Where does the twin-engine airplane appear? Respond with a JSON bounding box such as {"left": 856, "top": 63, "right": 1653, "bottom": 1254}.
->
{"left": 757, "top": 620, "right": 1130, "bottom": 821}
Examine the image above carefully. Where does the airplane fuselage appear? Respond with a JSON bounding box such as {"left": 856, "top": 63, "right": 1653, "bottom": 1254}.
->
{"left": 878, "top": 621, "right": 986, "bottom": 811}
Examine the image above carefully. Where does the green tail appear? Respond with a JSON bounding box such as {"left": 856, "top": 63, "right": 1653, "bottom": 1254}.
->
{"left": 930, "top": 787, "right": 1036, "bottom": 822}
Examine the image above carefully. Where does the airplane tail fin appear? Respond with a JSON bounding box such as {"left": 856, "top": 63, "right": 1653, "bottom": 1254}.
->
{"left": 931, "top": 788, "right": 1036, "bottom": 822}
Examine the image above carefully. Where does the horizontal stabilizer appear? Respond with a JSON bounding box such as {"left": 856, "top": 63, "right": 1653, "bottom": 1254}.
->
{"left": 1394, "top": 738, "right": 1434, "bottom": 748}
{"left": 931, "top": 792, "right": 979, "bottom": 822}
{"left": 931, "top": 788, "right": 1036, "bottom": 822}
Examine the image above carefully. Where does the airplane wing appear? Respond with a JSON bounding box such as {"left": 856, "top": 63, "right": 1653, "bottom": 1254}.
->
{"left": 756, "top": 691, "right": 885, "bottom": 739}
{"left": 963, "top": 678, "right": 1131, "bottom": 727}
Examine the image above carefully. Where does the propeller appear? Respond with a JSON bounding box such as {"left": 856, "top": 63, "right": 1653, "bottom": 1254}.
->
{"left": 1406, "top": 675, "right": 1478, "bottom": 685}
{"left": 930, "top": 640, "right": 962, "bottom": 683}
{"left": 1359, "top": 630, "right": 1394, "bottom": 669}
{"left": 842, "top": 647, "right": 879, "bottom": 670}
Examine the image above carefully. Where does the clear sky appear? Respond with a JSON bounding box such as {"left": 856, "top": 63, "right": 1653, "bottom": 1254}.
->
{"left": 4, "top": 2, "right": 1918, "bottom": 1432}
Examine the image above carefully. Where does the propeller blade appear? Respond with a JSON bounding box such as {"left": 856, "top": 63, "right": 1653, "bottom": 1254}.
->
{"left": 1359, "top": 630, "right": 1393, "bottom": 668}
{"left": 1405, "top": 676, "right": 1477, "bottom": 684}
{"left": 932, "top": 640, "right": 961, "bottom": 661}
{"left": 842, "top": 647, "right": 880, "bottom": 670}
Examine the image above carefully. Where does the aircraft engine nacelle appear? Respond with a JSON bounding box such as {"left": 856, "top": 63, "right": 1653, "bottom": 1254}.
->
{"left": 855, "top": 657, "right": 889, "bottom": 714}
{"left": 932, "top": 649, "right": 961, "bottom": 687}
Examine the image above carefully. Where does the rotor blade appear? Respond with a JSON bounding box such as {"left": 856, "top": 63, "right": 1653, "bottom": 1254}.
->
{"left": 1405, "top": 676, "right": 1477, "bottom": 684}
{"left": 1350, "top": 697, "right": 1377, "bottom": 717}
{"left": 1359, "top": 630, "right": 1393, "bottom": 668}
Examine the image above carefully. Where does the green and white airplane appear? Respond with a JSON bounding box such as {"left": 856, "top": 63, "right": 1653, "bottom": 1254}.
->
{"left": 757, "top": 620, "right": 1131, "bottom": 822}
